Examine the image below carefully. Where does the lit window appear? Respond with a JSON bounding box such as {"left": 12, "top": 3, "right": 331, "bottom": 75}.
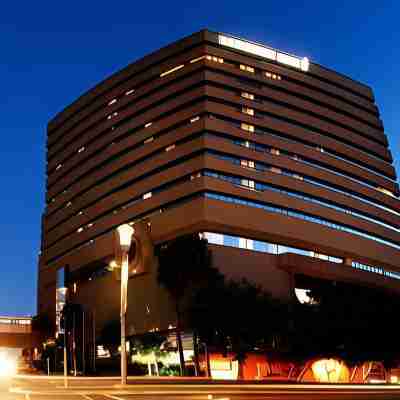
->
{"left": 190, "top": 172, "right": 202, "bottom": 180}
{"left": 165, "top": 144, "right": 175, "bottom": 152}
{"left": 270, "top": 148, "right": 280, "bottom": 156}
{"left": 317, "top": 146, "right": 324, "bottom": 153}
{"left": 77, "top": 210, "right": 84, "bottom": 216}
{"left": 265, "top": 71, "right": 282, "bottom": 80}
{"left": 190, "top": 116, "right": 200, "bottom": 123}
{"left": 240, "top": 64, "right": 255, "bottom": 73}
{"left": 78, "top": 146, "right": 85, "bottom": 153}
{"left": 240, "top": 159, "right": 255, "bottom": 169}
{"left": 239, "top": 237, "right": 254, "bottom": 250}
{"left": 160, "top": 64, "right": 184, "bottom": 77}
{"left": 77, "top": 227, "right": 84, "bottom": 233}
{"left": 190, "top": 55, "right": 207, "bottom": 63}
{"left": 66, "top": 201, "right": 72, "bottom": 208}
{"left": 241, "top": 179, "right": 255, "bottom": 189}
{"left": 125, "top": 89, "right": 135, "bottom": 96}
{"left": 73, "top": 283, "right": 77, "bottom": 294}
{"left": 203, "top": 232, "right": 224, "bottom": 245}
{"left": 241, "top": 123, "right": 255, "bottom": 132}
{"left": 87, "top": 223, "right": 94, "bottom": 228}
{"left": 270, "top": 166, "right": 282, "bottom": 174}
{"left": 206, "top": 55, "right": 224, "bottom": 63}
{"left": 107, "top": 112, "right": 118, "bottom": 120}
{"left": 144, "top": 136, "right": 154, "bottom": 144}
{"left": 293, "top": 174, "right": 303, "bottom": 181}
{"left": 311, "top": 252, "right": 329, "bottom": 261}
{"left": 145, "top": 122, "right": 153, "bottom": 128}
{"left": 241, "top": 92, "right": 255, "bottom": 100}
{"left": 107, "top": 98, "right": 117, "bottom": 106}
{"left": 242, "top": 107, "right": 254, "bottom": 116}
{"left": 56, "top": 164, "right": 62, "bottom": 171}
{"left": 143, "top": 192, "right": 152, "bottom": 200}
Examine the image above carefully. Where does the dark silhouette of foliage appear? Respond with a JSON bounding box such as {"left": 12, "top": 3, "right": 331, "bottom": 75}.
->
{"left": 32, "top": 313, "right": 54, "bottom": 338}
{"left": 289, "top": 278, "right": 400, "bottom": 373}
{"left": 98, "top": 319, "right": 121, "bottom": 355}
{"left": 188, "top": 276, "right": 287, "bottom": 376}
{"left": 156, "top": 233, "right": 217, "bottom": 375}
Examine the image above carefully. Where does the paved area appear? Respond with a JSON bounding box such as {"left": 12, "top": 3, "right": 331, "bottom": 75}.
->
{"left": 5, "top": 376, "right": 400, "bottom": 399}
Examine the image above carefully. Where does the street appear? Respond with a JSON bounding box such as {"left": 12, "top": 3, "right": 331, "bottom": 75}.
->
{"left": 4, "top": 376, "right": 400, "bottom": 399}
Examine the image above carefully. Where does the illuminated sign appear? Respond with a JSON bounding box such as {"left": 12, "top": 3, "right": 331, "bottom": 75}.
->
{"left": 218, "top": 34, "right": 309, "bottom": 72}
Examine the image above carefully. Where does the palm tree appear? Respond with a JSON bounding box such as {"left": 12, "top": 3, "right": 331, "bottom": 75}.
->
{"left": 156, "top": 233, "right": 214, "bottom": 376}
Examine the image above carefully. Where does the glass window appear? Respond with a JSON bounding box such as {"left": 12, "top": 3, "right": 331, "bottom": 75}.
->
{"left": 204, "top": 232, "right": 223, "bottom": 245}
{"left": 224, "top": 234, "right": 240, "bottom": 247}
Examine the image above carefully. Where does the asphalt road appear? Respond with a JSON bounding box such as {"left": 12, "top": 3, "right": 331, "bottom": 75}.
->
{"left": 5, "top": 376, "right": 400, "bottom": 399}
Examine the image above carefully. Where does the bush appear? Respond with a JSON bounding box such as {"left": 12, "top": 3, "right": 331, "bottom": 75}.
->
{"left": 159, "top": 364, "right": 180, "bottom": 376}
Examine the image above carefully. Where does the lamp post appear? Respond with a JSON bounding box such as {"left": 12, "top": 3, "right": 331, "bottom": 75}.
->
{"left": 117, "top": 224, "right": 134, "bottom": 385}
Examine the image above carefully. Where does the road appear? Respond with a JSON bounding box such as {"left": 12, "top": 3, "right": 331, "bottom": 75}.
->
{"left": 4, "top": 376, "right": 400, "bottom": 399}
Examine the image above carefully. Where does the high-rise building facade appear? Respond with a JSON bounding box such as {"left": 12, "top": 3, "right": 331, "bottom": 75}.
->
{"left": 38, "top": 30, "right": 400, "bottom": 335}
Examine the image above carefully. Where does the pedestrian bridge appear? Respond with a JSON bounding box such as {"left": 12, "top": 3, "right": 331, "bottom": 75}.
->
{"left": 0, "top": 316, "right": 33, "bottom": 348}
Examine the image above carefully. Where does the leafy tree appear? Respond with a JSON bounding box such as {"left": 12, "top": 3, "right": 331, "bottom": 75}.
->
{"left": 188, "top": 276, "right": 287, "bottom": 378}
{"left": 98, "top": 319, "right": 121, "bottom": 356}
{"left": 132, "top": 332, "right": 165, "bottom": 375}
{"left": 290, "top": 279, "right": 400, "bottom": 380}
{"left": 156, "top": 233, "right": 216, "bottom": 376}
{"left": 32, "top": 313, "right": 54, "bottom": 339}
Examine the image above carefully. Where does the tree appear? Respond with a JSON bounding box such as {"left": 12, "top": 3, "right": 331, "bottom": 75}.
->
{"left": 32, "top": 313, "right": 54, "bottom": 340}
{"left": 290, "top": 279, "right": 400, "bottom": 381}
{"left": 156, "top": 233, "right": 216, "bottom": 376}
{"left": 132, "top": 332, "right": 165, "bottom": 376}
{"left": 98, "top": 319, "right": 121, "bottom": 356}
{"left": 188, "top": 276, "right": 287, "bottom": 378}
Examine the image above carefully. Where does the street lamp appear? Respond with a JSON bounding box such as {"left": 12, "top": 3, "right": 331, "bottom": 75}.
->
{"left": 117, "top": 224, "right": 134, "bottom": 385}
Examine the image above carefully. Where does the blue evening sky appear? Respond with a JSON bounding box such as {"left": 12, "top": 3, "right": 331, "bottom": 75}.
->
{"left": 0, "top": 1, "right": 398, "bottom": 316}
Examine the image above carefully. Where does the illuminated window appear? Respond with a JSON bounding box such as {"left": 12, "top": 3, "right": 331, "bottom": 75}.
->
{"left": 125, "top": 89, "right": 135, "bottom": 96}
{"left": 190, "top": 172, "right": 202, "bottom": 180}
{"left": 240, "top": 159, "right": 255, "bottom": 169}
{"left": 107, "top": 112, "right": 118, "bottom": 120}
{"left": 143, "top": 192, "right": 152, "bottom": 200}
{"left": 240, "top": 179, "right": 255, "bottom": 189}
{"left": 317, "top": 146, "right": 324, "bottom": 153}
{"left": 78, "top": 146, "right": 85, "bottom": 153}
{"left": 240, "top": 64, "right": 255, "bottom": 73}
{"left": 66, "top": 201, "right": 72, "bottom": 208}
{"left": 190, "top": 116, "right": 200, "bottom": 123}
{"left": 77, "top": 227, "right": 84, "bottom": 233}
{"left": 165, "top": 144, "right": 175, "bottom": 152}
{"left": 270, "top": 166, "right": 282, "bottom": 174}
{"left": 55, "top": 164, "right": 62, "bottom": 171}
{"left": 239, "top": 237, "right": 254, "bottom": 250}
{"left": 241, "top": 92, "right": 255, "bottom": 100}
{"left": 144, "top": 122, "right": 153, "bottom": 128}
{"left": 265, "top": 71, "right": 281, "bottom": 80}
{"left": 160, "top": 64, "right": 184, "bottom": 77}
{"left": 107, "top": 98, "right": 117, "bottom": 106}
{"left": 242, "top": 107, "right": 254, "bottom": 116}
{"left": 241, "top": 123, "right": 255, "bottom": 132}
{"left": 190, "top": 55, "right": 207, "bottom": 63}
{"left": 293, "top": 174, "right": 303, "bottom": 181}
{"left": 206, "top": 55, "right": 224, "bottom": 63}
{"left": 144, "top": 136, "right": 154, "bottom": 144}
{"left": 270, "top": 148, "right": 280, "bottom": 156}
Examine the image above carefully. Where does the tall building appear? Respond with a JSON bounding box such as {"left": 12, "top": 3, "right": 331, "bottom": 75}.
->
{"left": 38, "top": 30, "right": 400, "bottom": 337}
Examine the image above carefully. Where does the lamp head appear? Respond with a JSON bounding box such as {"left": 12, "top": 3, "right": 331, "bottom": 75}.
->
{"left": 117, "top": 224, "right": 134, "bottom": 250}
